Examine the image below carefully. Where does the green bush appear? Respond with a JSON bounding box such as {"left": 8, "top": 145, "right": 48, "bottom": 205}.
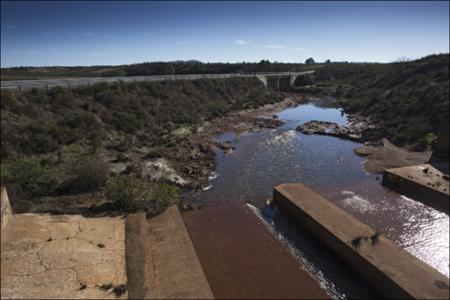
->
{"left": 25, "top": 121, "right": 70, "bottom": 153}
{"left": 1, "top": 157, "right": 60, "bottom": 198}
{"left": 105, "top": 176, "right": 177, "bottom": 215}
{"left": 113, "top": 112, "right": 141, "bottom": 133}
{"left": 0, "top": 91, "right": 20, "bottom": 111}
{"left": 143, "top": 147, "right": 163, "bottom": 159}
{"left": 64, "top": 154, "right": 108, "bottom": 193}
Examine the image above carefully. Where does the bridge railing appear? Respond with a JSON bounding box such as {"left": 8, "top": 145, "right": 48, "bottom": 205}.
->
{"left": 0, "top": 71, "right": 314, "bottom": 91}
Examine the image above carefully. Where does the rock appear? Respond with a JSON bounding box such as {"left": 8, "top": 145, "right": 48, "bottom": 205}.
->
{"left": 296, "top": 119, "right": 370, "bottom": 142}
{"left": 138, "top": 158, "right": 189, "bottom": 186}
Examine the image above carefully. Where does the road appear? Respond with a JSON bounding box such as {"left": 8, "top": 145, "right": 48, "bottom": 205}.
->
{"left": 0, "top": 71, "right": 314, "bottom": 91}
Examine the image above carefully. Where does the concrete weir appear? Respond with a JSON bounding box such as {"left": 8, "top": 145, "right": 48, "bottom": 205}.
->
{"left": 382, "top": 164, "right": 449, "bottom": 214}
{"left": 273, "top": 183, "right": 450, "bottom": 299}
{"left": 182, "top": 203, "right": 330, "bottom": 299}
{"left": 125, "top": 205, "right": 213, "bottom": 299}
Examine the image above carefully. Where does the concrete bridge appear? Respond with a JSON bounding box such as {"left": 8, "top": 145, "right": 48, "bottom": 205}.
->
{"left": 0, "top": 71, "right": 314, "bottom": 92}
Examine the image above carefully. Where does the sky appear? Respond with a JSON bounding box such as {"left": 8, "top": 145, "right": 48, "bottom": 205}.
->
{"left": 1, "top": 1, "right": 449, "bottom": 67}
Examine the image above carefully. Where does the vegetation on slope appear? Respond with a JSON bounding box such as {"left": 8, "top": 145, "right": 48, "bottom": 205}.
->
{"left": 314, "top": 54, "right": 449, "bottom": 150}
{"left": 0, "top": 77, "right": 282, "bottom": 212}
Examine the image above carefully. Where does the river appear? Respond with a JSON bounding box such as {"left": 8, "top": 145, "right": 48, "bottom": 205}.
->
{"left": 197, "top": 100, "right": 449, "bottom": 298}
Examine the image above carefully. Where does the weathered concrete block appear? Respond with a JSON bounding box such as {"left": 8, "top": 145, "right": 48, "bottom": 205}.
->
{"left": 126, "top": 206, "right": 213, "bottom": 299}
{"left": 273, "top": 183, "right": 450, "bottom": 299}
{"left": 383, "top": 164, "right": 449, "bottom": 214}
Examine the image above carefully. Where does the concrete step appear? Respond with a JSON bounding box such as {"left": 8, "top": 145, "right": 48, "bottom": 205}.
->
{"left": 182, "top": 203, "right": 330, "bottom": 299}
{"left": 125, "top": 205, "right": 213, "bottom": 299}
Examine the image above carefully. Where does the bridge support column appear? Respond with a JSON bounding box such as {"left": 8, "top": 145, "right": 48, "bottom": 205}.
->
{"left": 256, "top": 75, "right": 267, "bottom": 87}
{"left": 290, "top": 75, "right": 298, "bottom": 88}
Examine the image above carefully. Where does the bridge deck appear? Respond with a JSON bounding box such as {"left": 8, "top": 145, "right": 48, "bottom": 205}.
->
{"left": 1, "top": 71, "right": 314, "bottom": 91}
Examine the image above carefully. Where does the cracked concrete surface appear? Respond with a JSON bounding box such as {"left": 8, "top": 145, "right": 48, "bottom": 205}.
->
{"left": 1, "top": 214, "right": 127, "bottom": 299}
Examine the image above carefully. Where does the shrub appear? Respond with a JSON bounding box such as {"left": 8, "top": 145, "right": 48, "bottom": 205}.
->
{"left": 63, "top": 154, "right": 108, "bottom": 193}
{"left": 113, "top": 112, "right": 141, "bottom": 133}
{"left": 105, "top": 176, "right": 177, "bottom": 215}
{"left": 1, "top": 157, "right": 60, "bottom": 198}
{"left": 143, "top": 147, "right": 163, "bottom": 159}
{"left": 0, "top": 91, "right": 20, "bottom": 111}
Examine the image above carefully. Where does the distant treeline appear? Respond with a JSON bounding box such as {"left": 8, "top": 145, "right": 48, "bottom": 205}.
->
{"left": 1, "top": 60, "right": 319, "bottom": 80}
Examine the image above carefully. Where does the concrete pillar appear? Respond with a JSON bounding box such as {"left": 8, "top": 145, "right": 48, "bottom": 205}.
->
{"left": 290, "top": 75, "right": 298, "bottom": 87}
{"left": 1, "top": 187, "right": 13, "bottom": 230}
{"left": 256, "top": 75, "right": 267, "bottom": 87}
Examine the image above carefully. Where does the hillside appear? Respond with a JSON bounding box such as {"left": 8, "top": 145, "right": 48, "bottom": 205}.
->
{"left": 0, "top": 78, "right": 282, "bottom": 212}
{"left": 314, "top": 54, "right": 449, "bottom": 150}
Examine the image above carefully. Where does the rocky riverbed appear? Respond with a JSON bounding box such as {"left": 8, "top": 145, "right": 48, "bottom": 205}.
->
{"left": 161, "top": 94, "right": 314, "bottom": 190}
{"left": 296, "top": 115, "right": 372, "bottom": 142}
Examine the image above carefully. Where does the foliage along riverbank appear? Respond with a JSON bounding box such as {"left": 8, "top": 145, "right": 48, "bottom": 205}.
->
{"left": 1, "top": 54, "right": 448, "bottom": 214}
{"left": 0, "top": 77, "right": 283, "bottom": 214}
{"left": 312, "top": 54, "right": 449, "bottom": 152}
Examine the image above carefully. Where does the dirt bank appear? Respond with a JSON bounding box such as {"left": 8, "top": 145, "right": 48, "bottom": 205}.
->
{"left": 354, "top": 138, "right": 432, "bottom": 173}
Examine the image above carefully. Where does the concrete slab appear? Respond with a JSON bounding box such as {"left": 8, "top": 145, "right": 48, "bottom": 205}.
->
{"left": 182, "top": 203, "right": 330, "bottom": 299}
{"left": 1, "top": 214, "right": 127, "bottom": 299}
{"left": 126, "top": 206, "right": 213, "bottom": 299}
{"left": 274, "top": 183, "right": 450, "bottom": 299}
{"left": 383, "top": 164, "right": 449, "bottom": 214}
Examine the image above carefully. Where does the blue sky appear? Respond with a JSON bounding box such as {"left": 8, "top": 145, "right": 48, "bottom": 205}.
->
{"left": 1, "top": 1, "right": 449, "bottom": 67}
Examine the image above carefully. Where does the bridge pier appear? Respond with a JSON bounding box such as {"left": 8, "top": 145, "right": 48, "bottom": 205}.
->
{"left": 256, "top": 75, "right": 267, "bottom": 87}
{"left": 263, "top": 75, "right": 294, "bottom": 92}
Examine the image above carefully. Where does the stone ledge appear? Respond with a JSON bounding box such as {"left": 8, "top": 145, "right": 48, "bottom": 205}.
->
{"left": 273, "top": 183, "right": 449, "bottom": 299}
{"left": 383, "top": 164, "right": 449, "bottom": 214}
{"left": 126, "top": 205, "right": 213, "bottom": 299}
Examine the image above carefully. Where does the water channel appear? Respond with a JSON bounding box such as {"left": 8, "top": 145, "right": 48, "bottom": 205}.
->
{"left": 198, "top": 100, "right": 449, "bottom": 298}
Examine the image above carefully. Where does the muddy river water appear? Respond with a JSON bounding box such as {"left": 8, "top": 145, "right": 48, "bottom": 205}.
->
{"left": 197, "top": 100, "right": 449, "bottom": 298}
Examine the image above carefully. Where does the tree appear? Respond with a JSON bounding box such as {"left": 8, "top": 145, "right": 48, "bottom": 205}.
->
{"left": 257, "top": 60, "right": 272, "bottom": 72}
{"left": 305, "top": 57, "right": 315, "bottom": 64}
{"left": 163, "top": 63, "right": 175, "bottom": 75}
{"left": 325, "top": 59, "right": 331, "bottom": 64}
